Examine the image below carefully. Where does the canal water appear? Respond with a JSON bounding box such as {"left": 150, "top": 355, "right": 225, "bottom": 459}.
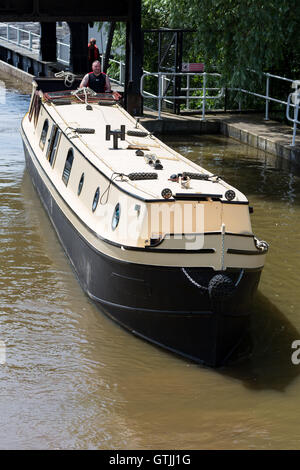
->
{"left": 1, "top": 71, "right": 300, "bottom": 449}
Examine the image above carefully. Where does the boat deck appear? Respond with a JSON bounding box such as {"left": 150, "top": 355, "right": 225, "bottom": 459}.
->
{"left": 43, "top": 91, "right": 247, "bottom": 203}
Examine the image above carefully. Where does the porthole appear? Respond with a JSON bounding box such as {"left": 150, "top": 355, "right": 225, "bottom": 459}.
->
{"left": 92, "top": 187, "right": 100, "bottom": 212}
{"left": 112, "top": 203, "right": 120, "bottom": 230}
{"left": 78, "top": 173, "right": 84, "bottom": 196}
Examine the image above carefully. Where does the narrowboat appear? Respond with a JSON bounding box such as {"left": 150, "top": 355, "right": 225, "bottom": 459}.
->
{"left": 20, "top": 77, "right": 268, "bottom": 366}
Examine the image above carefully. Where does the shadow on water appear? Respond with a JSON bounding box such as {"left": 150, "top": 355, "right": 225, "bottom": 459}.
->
{"left": 221, "top": 292, "right": 300, "bottom": 391}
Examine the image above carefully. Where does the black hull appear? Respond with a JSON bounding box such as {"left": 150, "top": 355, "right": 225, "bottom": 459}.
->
{"left": 22, "top": 139, "right": 261, "bottom": 367}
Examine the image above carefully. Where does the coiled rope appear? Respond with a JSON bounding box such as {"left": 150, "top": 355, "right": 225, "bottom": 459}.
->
{"left": 54, "top": 71, "right": 76, "bottom": 88}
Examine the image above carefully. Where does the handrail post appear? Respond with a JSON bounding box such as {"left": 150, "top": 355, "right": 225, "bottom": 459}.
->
{"left": 264, "top": 73, "right": 270, "bottom": 120}
{"left": 201, "top": 72, "right": 206, "bottom": 121}
{"left": 29, "top": 31, "right": 32, "bottom": 51}
{"left": 292, "top": 93, "right": 300, "bottom": 146}
{"left": 186, "top": 74, "right": 190, "bottom": 110}
{"left": 7, "top": 24, "right": 9, "bottom": 41}
{"left": 17, "top": 27, "right": 20, "bottom": 46}
{"left": 120, "top": 62, "right": 125, "bottom": 85}
{"left": 158, "top": 72, "right": 163, "bottom": 120}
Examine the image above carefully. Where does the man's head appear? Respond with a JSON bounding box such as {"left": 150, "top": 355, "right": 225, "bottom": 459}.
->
{"left": 89, "top": 38, "right": 96, "bottom": 45}
{"left": 92, "top": 61, "right": 101, "bottom": 76}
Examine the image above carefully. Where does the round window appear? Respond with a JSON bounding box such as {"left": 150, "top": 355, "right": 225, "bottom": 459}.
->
{"left": 78, "top": 173, "right": 84, "bottom": 196}
{"left": 112, "top": 203, "right": 120, "bottom": 230}
{"left": 92, "top": 187, "right": 100, "bottom": 212}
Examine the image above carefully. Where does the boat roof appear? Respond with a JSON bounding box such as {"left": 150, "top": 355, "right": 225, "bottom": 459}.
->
{"left": 42, "top": 89, "right": 248, "bottom": 203}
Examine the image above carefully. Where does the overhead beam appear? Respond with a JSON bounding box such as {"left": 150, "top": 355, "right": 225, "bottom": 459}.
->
{"left": 0, "top": 0, "right": 129, "bottom": 21}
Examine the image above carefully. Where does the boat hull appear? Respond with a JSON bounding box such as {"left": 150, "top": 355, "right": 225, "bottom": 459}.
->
{"left": 22, "top": 138, "right": 261, "bottom": 367}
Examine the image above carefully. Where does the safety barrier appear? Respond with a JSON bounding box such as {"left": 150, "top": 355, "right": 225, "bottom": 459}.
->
{"left": 140, "top": 71, "right": 224, "bottom": 120}
{"left": 0, "top": 22, "right": 39, "bottom": 52}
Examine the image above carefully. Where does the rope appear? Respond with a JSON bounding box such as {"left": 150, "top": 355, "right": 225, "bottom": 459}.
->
{"left": 181, "top": 267, "right": 244, "bottom": 292}
{"left": 100, "top": 172, "right": 129, "bottom": 205}
{"left": 235, "top": 269, "right": 244, "bottom": 287}
{"left": 71, "top": 87, "right": 96, "bottom": 104}
{"left": 181, "top": 268, "right": 208, "bottom": 293}
{"left": 54, "top": 71, "right": 76, "bottom": 88}
{"left": 221, "top": 223, "right": 225, "bottom": 271}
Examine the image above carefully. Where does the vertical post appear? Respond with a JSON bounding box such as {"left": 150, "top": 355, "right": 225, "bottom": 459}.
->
{"left": 292, "top": 97, "right": 299, "bottom": 146}
{"left": 264, "top": 73, "right": 270, "bottom": 120}
{"left": 201, "top": 72, "right": 206, "bottom": 121}
{"left": 17, "top": 27, "right": 20, "bottom": 46}
{"left": 68, "top": 22, "right": 88, "bottom": 74}
{"left": 224, "top": 87, "right": 228, "bottom": 112}
{"left": 126, "top": 0, "right": 143, "bottom": 116}
{"left": 158, "top": 72, "right": 162, "bottom": 120}
{"left": 120, "top": 62, "right": 125, "bottom": 85}
{"left": 186, "top": 74, "right": 190, "bottom": 110}
{"left": 29, "top": 31, "right": 32, "bottom": 51}
{"left": 56, "top": 41, "right": 60, "bottom": 61}
{"left": 40, "top": 22, "right": 57, "bottom": 62}
{"left": 7, "top": 24, "right": 9, "bottom": 41}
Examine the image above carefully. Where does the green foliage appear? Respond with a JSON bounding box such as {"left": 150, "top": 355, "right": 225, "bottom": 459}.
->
{"left": 99, "top": 1, "right": 300, "bottom": 109}
{"left": 166, "top": 0, "right": 300, "bottom": 89}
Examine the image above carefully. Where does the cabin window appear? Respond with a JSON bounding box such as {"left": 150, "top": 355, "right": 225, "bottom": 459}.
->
{"left": 33, "top": 95, "right": 41, "bottom": 127}
{"left": 47, "top": 125, "right": 61, "bottom": 167}
{"left": 62, "top": 149, "right": 74, "bottom": 186}
{"left": 78, "top": 173, "right": 84, "bottom": 196}
{"left": 29, "top": 91, "right": 41, "bottom": 127}
{"left": 39, "top": 119, "right": 49, "bottom": 150}
{"left": 92, "top": 187, "right": 100, "bottom": 212}
{"left": 112, "top": 203, "right": 120, "bottom": 230}
{"left": 28, "top": 90, "right": 37, "bottom": 122}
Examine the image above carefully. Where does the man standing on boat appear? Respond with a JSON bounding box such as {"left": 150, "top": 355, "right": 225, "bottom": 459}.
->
{"left": 80, "top": 60, "right": 112, "bottom": 93}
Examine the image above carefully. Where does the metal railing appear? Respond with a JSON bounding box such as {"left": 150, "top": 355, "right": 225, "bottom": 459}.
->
{"left": 286, "top": 89, "right": 300, "bottom": 147}
{"left": 0, "top": 22, "right": 70, "bottom": 64}
{"left": 140, "top": 69, "right": 300, "bottom": 146}
{"left": 57, "top": 40, "right": 70, "bottom": 65}
{"left": 0, "top": 22, "right": 40, "bottom": 52}
{"left": 100, "top": 55, "right": 125, "bottom": 85}
{"left": 235, "top": 70, "right": 300, "bottom": 146}
{"left": 140, "top": 71, "right": 224, "bottom": 120}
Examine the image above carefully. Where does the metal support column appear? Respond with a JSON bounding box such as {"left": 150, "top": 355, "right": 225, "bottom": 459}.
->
{"left": 40, "top": 22, "right": 56, "bottom": 62}
{"left": 125, "top": 0, "right": 143, "bottom": 116}
{"left": 68, "top": 22, "right": 88, "bottom": 74}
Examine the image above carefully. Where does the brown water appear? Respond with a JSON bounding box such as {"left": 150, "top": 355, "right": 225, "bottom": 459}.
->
{"left": 1, "top": 72, "right": 300, "bottom": 450}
